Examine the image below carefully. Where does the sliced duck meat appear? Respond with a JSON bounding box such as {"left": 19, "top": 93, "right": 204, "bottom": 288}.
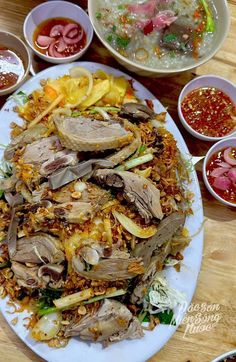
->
{"left": 39, "top": 150, "right": 78, "bottom": 176}
{"left": 11, "top": 233, "right": 65, "bottom": 265}
{"left": 4, "top": 124, "right": 48, "bottom": 161}
{"left": 64, "top": 299, "right": 143, "bottom": 343}
{"left": 15, "top": 181, "right": 33, "bottom": 203}
{"left": 32, "top": 182, "right": 50, "bottom": 203}
{"left": 11, "top": 261, "right": 43, "bottom": 289}
{"left": 7, "top": 209, "right": 19, "bottom": 258}
{"left": 79, "top": 246, "right": 100, "bottom": 266}
{"left": 54, "top": 115, "right": 133, "bottom": 152}
{"left": 107, "top": 120, "right": 141, "bottom": 166}
{"left": 4, "top": 192, "right": 23, "bottom": 207}
{"left": 38, "top": 263, "right": 64, "bottom": 283}
{"left": 133, "top": 212, "right": 185, "bottom": 267}
{"left": 160, "top": 16, "right": 194, "bottom": 52}
{"left": 109, "top": 317, "right": 144, "bottom": 342}
{"left": 131, "top": 239, "right": 172, "bottom": 304}
{"left": 73, "top": 257, "right": 144, "bottom": 281}
{"left": 22, "top": 136, "right": 62, "bottom": 165}
{"left": 0, "top": 172, "right": 17, "bottom": 192}
{"left": 119, "top": 103, "right": 155, "bottom": 122}
{"left": 94, "top": 169, "right": 163, "bottom": 223}
{"left": 48, "top": 159, "right": 115, "bottom": 190}
{"left": 53, "top": 202, "right": 94, "bottom": 224}
{"left": 52, "top": 182, "right": 111, "bottom": 206}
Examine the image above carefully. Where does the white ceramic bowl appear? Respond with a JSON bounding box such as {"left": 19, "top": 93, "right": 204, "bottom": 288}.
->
{"left": 23, "top": 1, "right": 93, "bottom": 64}
{"left": 203, "top": 137, "right": 236, "bottom": 207}
{"left": 178, "top": 75, "right": 236, "bottom": 141}
{"left": 88, "top": 0, "right": 230, "bottom": 77}
{"left": 211, "top": 350, "right": 236, "bottom": 362}
{"left": 0, "top": 31, "right": 30, "bottom": 96}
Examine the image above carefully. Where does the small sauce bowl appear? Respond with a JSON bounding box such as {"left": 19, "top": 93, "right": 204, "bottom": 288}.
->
{"left": 203, "top": 137, "right": 236, "bottom": 207}
{"left": 23, "top": 1, "right": 93, "bottom": 64}
{"left": 178, "top": 75, "right": 236, "bottom": 142}
{"left": 0, "top": 31, "right": 30, "bottom": 96}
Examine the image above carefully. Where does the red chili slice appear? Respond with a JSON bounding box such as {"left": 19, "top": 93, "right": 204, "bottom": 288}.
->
{"left": 143, "top": 20, "right": 154, "bottom": 35}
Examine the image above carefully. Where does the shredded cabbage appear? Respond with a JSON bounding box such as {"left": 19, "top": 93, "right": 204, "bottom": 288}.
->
{"left": 143, "top": 274, "right": 186, "bottom": 314}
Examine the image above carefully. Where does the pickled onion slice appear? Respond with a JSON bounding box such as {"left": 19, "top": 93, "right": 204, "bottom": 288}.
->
{"left": 37, "top": 35, "right": 55, "bottom": 47}
{"left": 223, "top": 147, "right": 236, "bottom": 166}
{"left": 50, "top": 25, "right": 64, "bottom": 37}
{"left": 210, "top": 167, "right": 229, "bottom": 178}
{"left": 228, "top": 168, "right": 236, "bottom": 183}
{"left": 213, "top": 176, "right": 231, "bottom": 191}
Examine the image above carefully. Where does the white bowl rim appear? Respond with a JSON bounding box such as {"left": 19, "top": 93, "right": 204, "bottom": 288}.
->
{"left": 0, "top": 30, "right": 31, "bottom": 94}
{"left": 178, "top": 74, "right": 236, "bottom": 141}
{"left": 211, "top": 349, "right": 236, "bottom": 362}
{"left": 88, "top": 0, "right": 230, "bottom": 74}
{"left": 203, "top": 137, "right": 236, "bottom": 207}
{"left": 23, "top": 0, "right": 93, "bottom": 61}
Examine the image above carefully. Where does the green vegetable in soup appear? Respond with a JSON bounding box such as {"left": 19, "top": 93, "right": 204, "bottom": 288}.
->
{"left": 118, "top": 4, "right": 125, "bottom": 10}
{"left": 95, "top": 12, "right": 102, "bottom": 20}
{"left": 163, "top": 33, "right": 178, "bottom": 43}
{"left": 107, "top": 34, "right": 113, "bottom": 43}
{"left": 116, "top": 36, "right": 130, "bottom": 48}
{"left": 200, "top": 0, "right": 215, "bottom": 33}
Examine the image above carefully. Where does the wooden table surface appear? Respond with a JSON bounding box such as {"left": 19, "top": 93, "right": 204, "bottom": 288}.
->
{"left": 0, "top": 1, "right": 236, "bottom": 361}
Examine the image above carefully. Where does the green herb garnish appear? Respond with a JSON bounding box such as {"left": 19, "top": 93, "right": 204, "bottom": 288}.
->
{"left": 138, "top": 310, "right": 147, "bottom": 323}
{"left": 156, "top": 310, "right": 176, "bottom": 325}
{"left": 37, "top": 288, "right": 63, "bottom": 316}
{"left": 169, "top": 50, "right": 176, "bottom": 58}
{"left": 0, "top": 161, "right": 13, "bottom": 179}
{"left": 0, "top": 190, "right": 4, "bottom": 199}
{"left": 83, "top": 289, "right": 126, "bottom": 305}
{"left": 38, "top": 306, "right": 58, "bottom": 317}
{"left": 118, "top": 4, "right": 125, "bottom": 10}
{"left": 180, "top": 42, "right": 188, "bottom": 52}
{"left": 112, "top": 25, "right": 117, "bottom": 32}
{"left": 0, "top": 260, "right": 11, "bottom": 269}
{"left": 138, "top": 144, "right": 147, "bottom": 155}
{"left": 200, "top": 0, "right": 215, "bottom": 32}
{"left": 163, "top": 33, "right": 178, "bottom": 43}
{"left": 95, "top": 12, "right": 102, "bottom": 20}
{"left": 71, "top": 111, "right": 82, "bottom": 117}
{"left": 107, "top": 34, "right": 113, "bottom": 43}
{"left": 116, "top": 36, "right": 130, "bottom": 48}
{"left": 138, "top": 309, "right": 176, "bottom": 325}
{"left": 10, "top": 91, "right": 29, "bottom": 105}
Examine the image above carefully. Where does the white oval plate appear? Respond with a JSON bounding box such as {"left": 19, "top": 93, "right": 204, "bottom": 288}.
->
{"left": 0, "top": 62, "right": 204, "bottom": 362}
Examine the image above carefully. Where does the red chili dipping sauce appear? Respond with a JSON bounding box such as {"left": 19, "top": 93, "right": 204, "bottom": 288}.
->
{"left": 206, "top": 146, "right": 236, "bottom": 204}
{"left": 33, "top": 17, "right": 87, "bottom": 58}
{"left": 0, "top": 46, "right": 25, "bottom": 90}
{"left": 181, "top": 87, "right": 236, "bottom": 137}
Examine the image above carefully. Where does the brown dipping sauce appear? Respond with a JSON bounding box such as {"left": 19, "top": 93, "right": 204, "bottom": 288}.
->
{"left": 0, "top": 46, "right": 25, "bottom": 90}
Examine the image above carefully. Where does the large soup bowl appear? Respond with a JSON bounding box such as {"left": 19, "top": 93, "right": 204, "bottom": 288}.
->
{"left": 88, "top": 0, "right": 230, "bottom": 77}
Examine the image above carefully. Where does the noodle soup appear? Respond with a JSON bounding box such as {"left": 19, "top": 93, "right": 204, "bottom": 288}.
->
{"left": 95, "top": 0, "right": 217, "bottom": 70}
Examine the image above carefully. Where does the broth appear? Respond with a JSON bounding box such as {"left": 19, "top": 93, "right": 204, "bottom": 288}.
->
{"left": 96, "top": 0, "right": 217, "bottom": 69}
